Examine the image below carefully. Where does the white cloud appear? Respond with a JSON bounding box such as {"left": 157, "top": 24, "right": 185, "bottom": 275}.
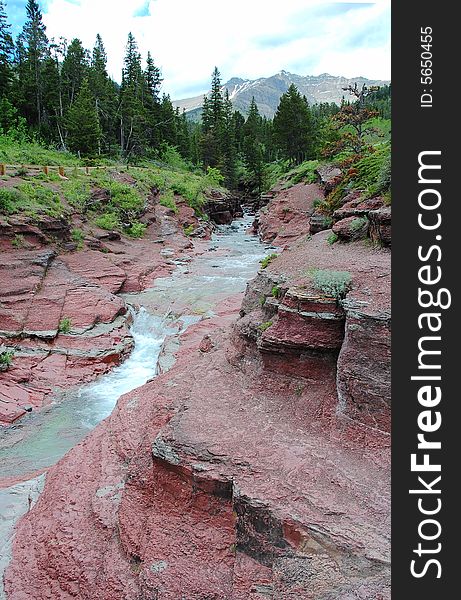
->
{"left": 43, "top": 0, "right": 390, "bottom": 98}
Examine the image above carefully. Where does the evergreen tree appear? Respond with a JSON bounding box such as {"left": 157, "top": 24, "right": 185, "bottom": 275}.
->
{"left": 119, "top": 33, "right": 146, "bottom": 158}
{"left": 220, "top": 88, "right": 237, "bottom": 186}
{"left": 21, "top": 0, "right": 48, "bottom": 128}
{"left": 158, "top": 93, "right": 177, "bottom": 148}
{"left": 61, "top": 38, "right": 88, "bottom": 108}
{"left": 66, "top": 77, "right": 101, "bottom": 156}
{"left": 0, "top": 0, "right": 14, "bottom": 98}
{"left": 200, "top": 67, "right": 224, "bottom": 169}
{"left": 273, "top": 84, "right": 314, "bottom": 164}
{"left": 143, "top": 51, "right": 162, "bottom": 150}
{"left": 144, "top": 51, "right": 162, "bottom": 103}
{"left": 232, "top": 110, "right": 245, "bottom": 155}
{"left": 209, "top": 66, "right": 224, "bottom": 128}
{"left": 242, "top": 97, "right": 265, "bottom": 191}
{"left": 89, "top": 34, "right": 118, "bottom": 153}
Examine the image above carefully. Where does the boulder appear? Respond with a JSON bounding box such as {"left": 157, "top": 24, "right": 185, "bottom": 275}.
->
{"left": 332, "top": 215, "right": 369, "bottom": 242}
{"left": 309, "top": 211, "right": 332, "bottom": 235}
{"left": 333, "top": 195, "right": 384, "bottom": 222}
{"left": 316, "top": 164, "right": 342, "bottom": 192}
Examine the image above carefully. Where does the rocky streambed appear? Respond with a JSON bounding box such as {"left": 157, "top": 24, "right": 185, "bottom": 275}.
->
{"left": 0, "top": 181, "right": 391, "bottom": 599}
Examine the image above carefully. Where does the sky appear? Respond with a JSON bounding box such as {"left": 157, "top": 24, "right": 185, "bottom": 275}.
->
{"left": 4, "top": 0, "right": 391, "bottom": 99}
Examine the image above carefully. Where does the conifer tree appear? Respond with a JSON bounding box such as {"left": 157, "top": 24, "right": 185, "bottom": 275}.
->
{"left": 0, "top": 0, "right": 14, "bottom": 98}
{"left": 242, "top": 97, "right": 265, "bottom": 191}
{"left": 119, "top": 33, "right": 146, "bottom": 158}
{"left": 21, "top": 0, "right": 48, "bottom": 128}
{"left": 61, "top": 38, "right": 88, "bottom": 108}
{"left": 220, "top": 88, "right": 237, "bottom": 187}
{"left": 273, "top": 84, "right": 314, "bottom": 164}
{"left": 89, "top": 34, "right": 117, "bottom": 153}
{"left": 66, "top": 77, "right": 101, "bottom": 156}
{"left": 143, "top": 51, "right": 162, "bottom": 149}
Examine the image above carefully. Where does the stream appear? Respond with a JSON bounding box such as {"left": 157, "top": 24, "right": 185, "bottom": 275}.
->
{"left": 0, "top": 213, "right": 271, "bottom": 596}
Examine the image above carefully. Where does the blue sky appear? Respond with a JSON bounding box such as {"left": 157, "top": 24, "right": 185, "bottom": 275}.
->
{"left": 3, "top": 0, "right": 390, "bottom": 98}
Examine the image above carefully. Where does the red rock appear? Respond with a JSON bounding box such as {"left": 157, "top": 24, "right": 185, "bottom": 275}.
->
{"left": 316, "top": 164, "right": 342, "bottom": 192}
{"left": 333, "top": 195, "right": 384, "bottom": 221}
{"left": 258, "top": 183, "right": 323, "bottom": 245}
{"left": 62, "top": 251, "right": 127, "bottom": 293}
{"left": 332, "top": 215, "right": 369, "bottom": 241}
{"left": 198, "top": 335, "right": 215, "bottom": 353}
{"left": 5, "top": 312, "right": 390, "bottom": 598}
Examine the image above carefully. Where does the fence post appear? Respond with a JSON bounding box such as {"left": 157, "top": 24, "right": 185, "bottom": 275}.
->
{"left": 59, "top": 166, "right": 65, "bottom": 177}
{"left": 43, "top": 166, "right": 49, "bottom": 175}
{"left": 85, "top": 166, "right": 90, "bottom": 175}
{"left": 0, "top": 164, "right": 5, "bottom": 176}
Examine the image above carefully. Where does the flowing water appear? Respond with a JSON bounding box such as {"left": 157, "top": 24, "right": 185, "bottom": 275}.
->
{"left": 0, "top": 214, "right": 271, "bottom": 595}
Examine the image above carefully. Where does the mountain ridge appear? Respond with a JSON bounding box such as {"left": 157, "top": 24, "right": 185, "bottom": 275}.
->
{"left": 173, "top": 71, "right": 390, "bottom": 119}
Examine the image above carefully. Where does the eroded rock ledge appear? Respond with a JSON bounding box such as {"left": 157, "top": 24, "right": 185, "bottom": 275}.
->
{"left": 0, "top": 204, "right": 193, "bottom": 424}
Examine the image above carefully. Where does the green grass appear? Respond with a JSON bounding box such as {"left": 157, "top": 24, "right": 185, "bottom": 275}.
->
{"left": 159, "top": 189, "right": 178, "bottom": 213}
{"left": 0, "top": 182, "right": 65, "bottom": 218}
{"left": 283, "top": 160, "right": 320, "bottom": 186}
{"left": 350, "top": 217, "right": 369, "bottom": 232}
{"left": 260, "top": 253, "right": 278, "bottom": 269}
{"left": 0, "top": 134, "right": 82, "bottom": 167}
{"left": 95, "top": 212, "right": 121, "bottom": 230}
{"left": 126, "top": 222, "right": 147, "bottom": 238}
{"left": 327, "top": 232, "right": 338, "bottom": 245}
{"left": 62, "top": 179, "right": 92, "bottom": 210}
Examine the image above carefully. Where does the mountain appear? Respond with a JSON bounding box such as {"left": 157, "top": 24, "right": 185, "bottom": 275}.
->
{"left": 173, "top": 71, "right": 390, "bottom": 119}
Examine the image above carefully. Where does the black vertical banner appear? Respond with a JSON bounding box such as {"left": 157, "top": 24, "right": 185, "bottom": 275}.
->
{"left": 393, "top": 2, "right": 458, "bottom": 598}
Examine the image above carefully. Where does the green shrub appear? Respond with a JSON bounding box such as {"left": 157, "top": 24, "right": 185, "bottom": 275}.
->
{"left": 313, "top": 198, "right": 328, "bottom": 211}
{"left": 350, "top": 217, "right": 368, "bottom": 232}
{"left": 312, "top": 270, "right": 352, "bottom": 300}
{"left": 71, "top": 228, "right": 84, "bottom": 242}
{"left": 126, "top": 222, "right": 147, "bottom": 238}
{"left": 0, "top": 347, "right": 14, "bottom": 368}
{"left": 11, "top": 234, "right": 25, "bottom": 248}
{"left": 258, "top": 321, "right": 273, "bottom": 332}
{"left": 260, "top": 253, "right": 278, "bottom": 269}
{"left": 58, "top": 317, "right": 72, "bottom": 334}
{"left": 0, "top": 188, "right": 22, "bottom": 214}
{"left": 95, "top": 212, "right": 120, "bottom": 230}
{"left": 327, "top": 233, "right": 338, "bottom": 245}
{"left": 183, "top": 224, "right": 195, "bottom": 236}
{"left": 159, "top": 189, "right": 178, "bottom": 213}
{"left": 206, "top": 166, "right": 225, "bottom": 187}
{"left": 271, "top": 285, "right": 281, "bottom": 298}
{"left": 15, "top": 166, "right": 29, "bottom": 177}
{"left": 63, "top": 180, "right": 92, "bottom": 210}
{"left": 17, "top": 182, "right": 64, "bottom": 218}
{"left": 105, "top": 181, "right": 144, "bottom": 215}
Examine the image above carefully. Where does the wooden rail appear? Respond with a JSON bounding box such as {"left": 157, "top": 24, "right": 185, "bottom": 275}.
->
{"left": 0, "top": 163, "right": 117, "bottom": 177}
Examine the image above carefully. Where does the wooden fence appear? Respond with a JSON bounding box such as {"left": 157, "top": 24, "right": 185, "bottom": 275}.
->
{"left": 0, "top": 163, "right": 119, "bottom": 177}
